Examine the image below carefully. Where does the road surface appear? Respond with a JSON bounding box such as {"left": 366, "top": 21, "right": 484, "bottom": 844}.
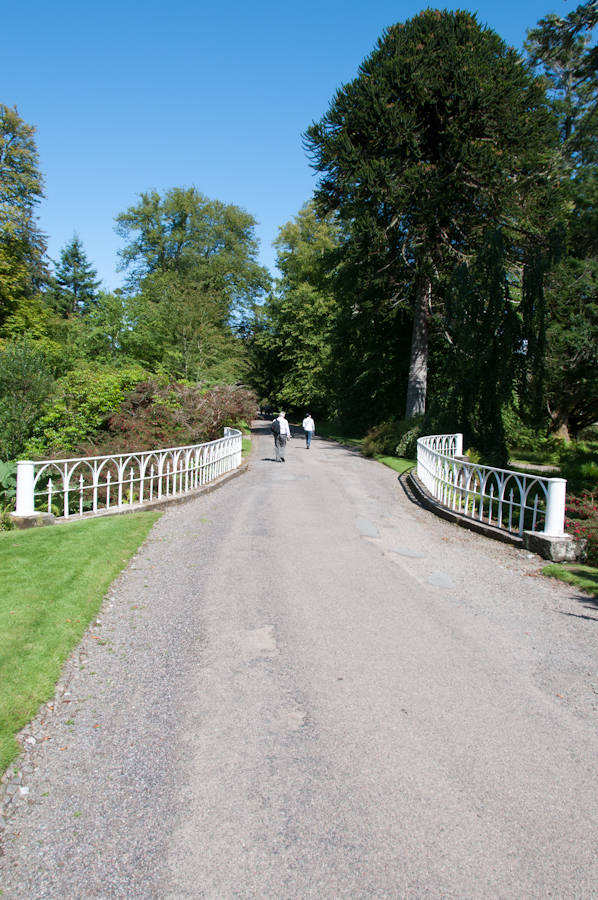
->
{"left": 2, "top": 421, "right": 598, "bottom": 899}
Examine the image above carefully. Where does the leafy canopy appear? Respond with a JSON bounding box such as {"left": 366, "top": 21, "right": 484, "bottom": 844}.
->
{"left": 0, "top": 104, "right": 48, "bottom": 329}
{"left": 115, "top": 186, "right": 270, "bottom": 321}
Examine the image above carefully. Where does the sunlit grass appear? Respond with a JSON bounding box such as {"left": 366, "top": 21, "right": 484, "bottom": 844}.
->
{"left": 0, "top": 511, "right": 160, "bottom": 773}
{"left": 375, "top": 455, "right": 416, "bottom": 474}
{"left": 543, "top": 563, "right": 598, "bottom": 597}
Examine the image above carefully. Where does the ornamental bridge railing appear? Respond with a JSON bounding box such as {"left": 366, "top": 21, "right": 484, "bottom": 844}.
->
{"left": 14, "top": 427, "right": 243, "bottom": 520}
{"left": 416, "top": 433, "right": 567, "bottom": 538}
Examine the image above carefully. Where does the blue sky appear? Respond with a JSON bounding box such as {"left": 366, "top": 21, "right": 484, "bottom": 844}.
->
{"left": 3, "top": 0, "right": 565, "bottom": 290}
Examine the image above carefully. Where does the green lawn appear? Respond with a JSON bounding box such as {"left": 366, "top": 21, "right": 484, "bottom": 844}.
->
{"left": 375, "top": 455, "right": 416, "bottom": 474}
{"left": 0, "top": 511, "right": 160, "bottom": 773}
{"left": 542, "top": 563, "right": 598, "bottom": 597}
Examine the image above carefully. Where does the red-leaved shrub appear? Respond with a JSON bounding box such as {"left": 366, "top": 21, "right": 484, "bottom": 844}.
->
{"left": 75, "top": 381, "right": 256, "bottom": 456}
{"left": 565, "top": 491, "right": 598, "bottom": 566}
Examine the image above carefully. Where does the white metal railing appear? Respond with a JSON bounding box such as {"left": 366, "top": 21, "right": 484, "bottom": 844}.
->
{"left": 416, "top": 433, "right": 566, "bottom": 538}
{"left": 14, "top": 427, "right": 243, "bottom": 519}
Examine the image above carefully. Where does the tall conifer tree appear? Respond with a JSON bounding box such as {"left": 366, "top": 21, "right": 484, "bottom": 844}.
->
{"left": 305, "top": 10, "right": 558, "bottom": 418}
{"left": 52, "top": 233, "right": 100, "bottom": 316}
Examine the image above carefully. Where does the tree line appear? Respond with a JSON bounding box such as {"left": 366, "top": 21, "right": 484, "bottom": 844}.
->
{"left": 1, "top": 2, "right": 597, "bottom": 468}
{"left": 0, "top": 122, "right": 268, "bottom": 459}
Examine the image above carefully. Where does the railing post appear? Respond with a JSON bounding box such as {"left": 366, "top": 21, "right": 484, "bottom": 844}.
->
{"left": 15, "top": 461, "right": 36, "bottom": 516}
{"left": 454, "top": 433, "right": 463, "bottom": 456}
{"left": 544, "top": 478, "right": 567, "bottom": 537}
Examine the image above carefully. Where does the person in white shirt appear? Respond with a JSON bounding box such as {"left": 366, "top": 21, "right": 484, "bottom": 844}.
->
{"left": 302, "top": 413, "right": 315, "bottom": 449}
{"left": 272, "top": 411, "right": 291, "bottom": 462}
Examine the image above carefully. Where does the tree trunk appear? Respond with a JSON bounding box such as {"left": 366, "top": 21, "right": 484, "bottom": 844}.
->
{"left": 547, "top": 402, "right": 570, "bottom": 442}
{"left": 405, "top": 275, "right": 431, "bottom": 419}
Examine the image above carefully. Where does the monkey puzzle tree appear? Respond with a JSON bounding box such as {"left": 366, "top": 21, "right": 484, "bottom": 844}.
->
{"left": 305, "top": 9, "right": 558, "bottom": 419}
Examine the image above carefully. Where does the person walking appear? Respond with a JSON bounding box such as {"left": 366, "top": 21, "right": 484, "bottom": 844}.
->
{"left": 272, "top": 411, "right": 291, "bottom": 462}
{"left": 302, "top": 413, "right": 315, "bottom": 449}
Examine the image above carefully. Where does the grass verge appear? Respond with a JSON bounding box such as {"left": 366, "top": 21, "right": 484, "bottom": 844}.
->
{"left": 0, "top": 511, "right": 160, "bottom": 773}
{"left": 316, "top": 420, "right": 364, "bottom": 448}
{"left": 316, "top": 423, "right": 415, "bottom": 473}
{"left": 242, "top": 437, "right": 251, "bottom": 457}
{"left": 542, "top": 563, "right": 598, "bottom": 597}
{"left": 375, "top": 455, "right": 416, "bottom": 474}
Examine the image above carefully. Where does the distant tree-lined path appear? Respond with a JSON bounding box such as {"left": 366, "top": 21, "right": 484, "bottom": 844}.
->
{"left": 2, "top": 423, "right": 598, "bottom": 899}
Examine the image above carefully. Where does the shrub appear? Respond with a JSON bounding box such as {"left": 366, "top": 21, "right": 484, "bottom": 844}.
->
{"left": 25, "top": 364, "right": 148, "bottom": 457}
{"left": 362, "top": 418, "right": 423, "bottom": 458}
{"left": 396, "top": 425, "right": 422, "bottom": 459}
{"left": 0, "top": 343, "right": 54, "bottom": 461}
{"left": 565, "top": 491, "right": 598, "bottom": 566}
{"left": 78, "top": 381, "right": 257, "bottom": 455}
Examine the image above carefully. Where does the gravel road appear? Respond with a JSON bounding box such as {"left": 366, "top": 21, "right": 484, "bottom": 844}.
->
{"left": 2, "top": 421, "right": 598, "bottom": 899}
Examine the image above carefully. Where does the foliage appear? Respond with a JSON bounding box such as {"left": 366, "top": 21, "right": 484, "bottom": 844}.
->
{"left": 327, "top": 258, "right": 415, "bottom": 431}
{"left": 114, "top": 187, "right": 270, "bottom": 382}
{"left": 0, "top": 342, "right": 54, "bottom": 461}
{"left": 77, "top": 289, "right": 133, "bottom": 361}
{"left": 525, "top": 0, "right": 598, "bottom": 162}
{"left": 503, "top": 404, "right": 563, "bottom": 463}
{"left": 396, "top": 425, "right": 422, "bottom": 460}
{"left": 305, "top": 9, "right": 558, "bottom": 418}
{"left": 525, "top": 3, "right": 598, "bottom": 440}
{"left": 0, "top": 511, "right": 159, "bottom": 773}
{"left": 249, "top": 203, "right": 339, "bottom": 414}
{"left": 83, "top": 381, "right": 256, "bottom": 455}
{"left": 0, "top": 460, "right": 16, "bottom": 501}
{"left": 0, "top": 458, "right": 15, "bottom": 531}
{"left": 362, "top": 419, "right": 421, "bottom": 458}
{"left": 443, "top": 230, "right": 519, "bottom": 465}
{"left": 0, "top": 104, "right": 49, "bottom": 331}
{"left": 315, "top": 419, "right": 364, "bottom": 448}
{"left": 123, "top": 274, "right": 250, "bottom": 383}
{"left": 565, "top": 490, "right": 598, "bottom": 565}
{"left": 0, "top": 502, "right": 14, "bottom": 531}
{"left": 49, "top": 233, "right": 100, "bottom": 317}
{"left": 25, "top": 363, "right": 148, "bottom": 457}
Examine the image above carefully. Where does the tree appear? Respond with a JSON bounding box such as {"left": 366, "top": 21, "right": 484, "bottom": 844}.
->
{"left": 249, "top": 203, "right": 339, "bottom": 413}
{"left": 115, "top": 187, "right": 270, "bottom": 320}
{"left": 114, "top": 187, "right": 270, "bottom": 381}
{"left": 50, "top": 234, "right": 100, "bottom": 317}
{"left": 443, "top": 230, "right": 520, "bottom": 464}
{"left": 0, "top": 104, "right": 49, "bottom": 330}
{"left": 525, "top": 1, "right": 598, "bottom": 439}
{"left": 525, "top": 0, "right": 598, "bottom": 163}
{"left": 305, "top": 10, "right": 558, "bottom": 419}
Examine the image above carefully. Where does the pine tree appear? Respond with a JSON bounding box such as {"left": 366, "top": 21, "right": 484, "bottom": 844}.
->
{"left": 51, "top": 233, "right": 100, "bottom": 316}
